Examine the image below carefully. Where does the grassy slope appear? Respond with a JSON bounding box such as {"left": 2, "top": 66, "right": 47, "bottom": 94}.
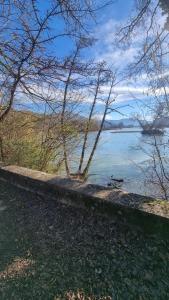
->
{"left": 0, "top": 180, "right": 169, "bottom": 300}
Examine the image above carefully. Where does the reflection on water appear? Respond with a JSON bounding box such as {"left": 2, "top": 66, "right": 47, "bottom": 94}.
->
{"left": 71, "top": 129, "right": 169, "bottom": 197}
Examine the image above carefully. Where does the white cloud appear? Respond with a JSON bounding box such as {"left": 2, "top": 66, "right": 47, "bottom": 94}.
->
{"left": 91, "top": 7, "right": 168, "bottom": 74}
{"left": 93, "top": 113, "right": 113, "bottom": 121}
{"left": 92, "top": 18, "right": 139, "bottom": 69}
{"left": 95, "top": 47, "right": 139, "bottom": 69}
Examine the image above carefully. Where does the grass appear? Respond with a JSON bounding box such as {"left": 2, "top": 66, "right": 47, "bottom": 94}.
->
{"left": 0, "top": 180, "right": 169, "bottom": 299}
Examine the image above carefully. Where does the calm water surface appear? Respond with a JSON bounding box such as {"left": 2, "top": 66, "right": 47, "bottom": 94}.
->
{"left": 71, "top": 128, "right": 169, "bottom": 197}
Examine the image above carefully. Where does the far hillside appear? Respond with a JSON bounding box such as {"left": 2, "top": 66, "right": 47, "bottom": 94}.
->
{"left": 103, "top": 117, "right": 169, "bottom": 130}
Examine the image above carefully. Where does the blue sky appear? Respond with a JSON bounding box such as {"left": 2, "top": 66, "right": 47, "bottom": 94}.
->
{"left": 50, "top": 0, "right": 134, "bottom": 58}
{"left": 20, "top": 0, "right": 168, "bottom": 121}
{"left": 41, "top": 0, "right": 139, "bottom": 120}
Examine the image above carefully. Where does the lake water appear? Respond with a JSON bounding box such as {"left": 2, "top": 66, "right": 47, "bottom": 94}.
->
{"left": 71, "top": 128, "right": 169, "bottom": 198}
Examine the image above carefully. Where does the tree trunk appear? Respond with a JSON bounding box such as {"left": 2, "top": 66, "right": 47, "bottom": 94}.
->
{"left": 82, "top": 78, "right": 115, "bottom": 178}
{"left": 61, "top": 46, "right": 79, "bottom": 176}
{"left": 0, "top": 136, "right": 4, "bottom": 162}
{"left": 78, "top": 68, "right": 101, "bottom": 174}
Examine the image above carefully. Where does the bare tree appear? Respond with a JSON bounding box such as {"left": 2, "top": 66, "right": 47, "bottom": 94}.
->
{"left": 135, "top": 101, "right": 165, "bottom": 134}
{"left": 115, "top": 0, "right": 169, "bottom": 198}
{"left": 59, "top": 39, "right": 92, "bottom": 176}
{"left": 77, "top": 62, "right": 104, "bottom": 175}
{"left": 0, "top": 0, "right": 112, "bottom": 122}
{"left": 68, "top": 64, "right": 117, "bottom": 179}
{"left": 81, "top": 73, "right": 116, "bottom": 178}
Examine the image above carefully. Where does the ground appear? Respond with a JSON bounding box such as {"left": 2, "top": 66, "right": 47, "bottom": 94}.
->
{"left": 0, "top": 181, "right": 169, "bottom": 300}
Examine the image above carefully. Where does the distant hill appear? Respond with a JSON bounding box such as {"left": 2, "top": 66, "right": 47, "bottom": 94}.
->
{"left": 102, "top": 116, "right": 169, "bottom": 130}
{"left": 103, "top": 118, "right": 139, "bottom": 129}
{"left": 154, "top": 117, "right": 169, "bottom": 128}
{"left": 4, "top": 109, "right": 169, "bottom": 132}
{"left": 1, "top": 108, "right": 100, "bottom": 132}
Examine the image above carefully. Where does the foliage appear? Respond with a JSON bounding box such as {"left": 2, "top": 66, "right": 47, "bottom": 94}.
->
{"left": 0, "top": 109, "right": 99, "bottom": 173}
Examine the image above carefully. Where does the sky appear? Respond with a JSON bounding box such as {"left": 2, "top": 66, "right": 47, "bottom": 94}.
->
{"left": 48, "top": 0, "right": 134, "bottom": 58}
{"left": 20, "top": 0, "right": 169, "bottom": 121}
{"left": 89, "top": 0, "right": 168, "bottom": 120}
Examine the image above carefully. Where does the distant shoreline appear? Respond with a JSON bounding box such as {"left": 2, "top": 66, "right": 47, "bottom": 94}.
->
{"left": 111, "top": 130, "right": 141, "bottom": 133}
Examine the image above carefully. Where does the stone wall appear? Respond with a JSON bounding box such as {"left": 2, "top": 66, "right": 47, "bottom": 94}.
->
{"left": 0, "top": 165, "right": 169, "bottom": 235}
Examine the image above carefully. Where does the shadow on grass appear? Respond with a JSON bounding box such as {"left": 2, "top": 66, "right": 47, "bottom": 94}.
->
{"left": 0, "top": 180, "right": 169, "bottom": 299}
